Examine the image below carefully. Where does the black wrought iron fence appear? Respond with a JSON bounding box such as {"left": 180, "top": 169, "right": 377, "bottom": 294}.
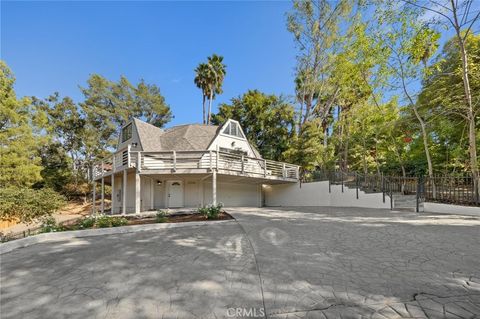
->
{"left": 423, "top": 175, "right": 479, "bottom": 206}
{"left": 306, "top": 169, "right": 479, "bottom": 207}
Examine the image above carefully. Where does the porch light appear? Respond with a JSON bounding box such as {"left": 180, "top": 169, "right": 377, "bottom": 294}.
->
{"left": 157, "top": 180, "right": 162, "bottom": 185}
{"left": 131, "top": 142, "right": 138, "bottom": 147}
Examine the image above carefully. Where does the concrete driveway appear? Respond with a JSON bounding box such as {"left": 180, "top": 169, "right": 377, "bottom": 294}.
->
{"left": 1, "top": 207, "right": 480, "bottom": 318}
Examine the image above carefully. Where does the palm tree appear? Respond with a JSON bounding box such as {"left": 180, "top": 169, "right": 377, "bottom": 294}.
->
{"left": 194, "top": 63, "right": 210, "bottom": 124}
{"left": 206, "top": 54, "right": 226, "bottom": 125}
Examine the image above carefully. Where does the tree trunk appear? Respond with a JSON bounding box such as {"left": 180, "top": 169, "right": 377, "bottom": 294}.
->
{"left": 450, "top": 4, "right": 479, "bottom": 202}
{"left": 202, "top": 94, "right": 206, "bottom": 124}
{"left": 207, "top": 90, "right": 213, "bottom": 125}
{"left": 412, "top": 105, "right": 435, "bottom": 197}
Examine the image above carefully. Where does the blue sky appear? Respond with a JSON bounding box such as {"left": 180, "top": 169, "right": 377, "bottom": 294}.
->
{"left": 1, "top": 1, "right": 297, "bottom": 127}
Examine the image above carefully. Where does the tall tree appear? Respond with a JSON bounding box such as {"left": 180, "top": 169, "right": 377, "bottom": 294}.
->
{"left": 287, "top": 0, "right": 352, "bottom": 131}
{"left": 212, "top": 90, "right": 296, "bottom": 161}
{"left": 375, "top": 3, "right": 439, "bottom": 185}
{"left": 0, "top": 61, "right": 45, "bottom": 188}
{"left": 206, "top": 54, "right": 226, "bottom": 125}
{"left": 194, "top": 63, "right": 211, "bottom": 124}
{"left": 402, "top": 0, "right": 480, "bottom": 201}
{"left": 80, "top": 74, "right": 172, "bottom": 164}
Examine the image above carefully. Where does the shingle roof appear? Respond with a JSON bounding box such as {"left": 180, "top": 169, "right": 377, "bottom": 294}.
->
{"left": 133, "top": 118, "right": 164, "bottom": 151}
{"left": 133, "top": 118, "right": 220, "bottom": 152}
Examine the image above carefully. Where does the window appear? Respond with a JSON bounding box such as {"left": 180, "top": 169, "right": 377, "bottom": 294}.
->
{"left": 223, "top": 122, "right": 244, "bottom": 139}
{"left": 121, "top": 123, "right": 132, "bottom": 142}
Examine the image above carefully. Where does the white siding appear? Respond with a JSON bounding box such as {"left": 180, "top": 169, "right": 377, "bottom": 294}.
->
{"left": 203, "top": 181, "right": 261, "bottom": 207}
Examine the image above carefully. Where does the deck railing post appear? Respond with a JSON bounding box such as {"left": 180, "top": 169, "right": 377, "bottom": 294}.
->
{"left": 136, "top": 152, "right": 142, "bottom": 172}
{"left": 209, "top": 150, "right": 213, "bottom": 170}
{"left": 241, "top": 155, "right": 245, "bottom": 174}
{"left": 127, "top": 144, "right": 131, "bottom": 167}
{"left": 282, "top": 163, "right": 286, "bottom": 178}
{"left": 264, "top": 159, "right": 267, "bottom": 177}
{"left": 172, "top": 151, "right": 176, "bottom": 172}
{"left": 416, "top": 176, "right": 421, "bottom": 213}
{"left": 112, "top": 155, "right": 116, "bottom": 173}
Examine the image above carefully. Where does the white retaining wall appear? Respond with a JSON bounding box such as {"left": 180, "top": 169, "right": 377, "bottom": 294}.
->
{"left": 264, "top": 181, "right": 391, "bottom": 209}
{"left": 423, "top": 202, "right": 480, "bottom": 217}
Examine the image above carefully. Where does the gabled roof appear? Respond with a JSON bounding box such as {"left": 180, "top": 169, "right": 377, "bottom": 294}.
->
{"left": 132, "top": 118, "right": 220, "bottom": 152}
{"left": 133, "top": 118, "right": 164, "bottom": 151}
{"left": 159, "top": 124, "right": 221, "bottom": 151}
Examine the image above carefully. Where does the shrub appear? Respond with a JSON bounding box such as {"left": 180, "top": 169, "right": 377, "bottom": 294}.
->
{"left": 78, "top": 217, "right": 96, "bottom": 229}
{"left": 0, "top": 187, "right": 66, "bottom": 224}
{"left": 156, "top": 210, "right": 168, "bottom": 223}
{"left": 198, "top": 203, "right": 223, "bottom": 220}
{"left": 91, "top": 215, "right": 128, "bottom": 228}
{"left": 110, "top": 216, "right": 128, "bottom": 227}
{"left": 40, "top": 217, "right": 65, "bottom": 233}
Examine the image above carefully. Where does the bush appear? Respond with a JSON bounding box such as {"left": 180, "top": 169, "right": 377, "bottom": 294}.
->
{"left": 198, "top": 203, "right": 223, "bottom": 220}
{"left": 110, "top": 216, "right": 128, "bottom": 227}
{"left": 78, "top": 217, "right": 96, "bottom": 229}
{"left": 156, "top": 210, "right": 168, "bottom": 223}
{"left": 40, "top": 217, "right": 65, "bottom": 233}
{"left": 0, "top": 187, "right": 66, "bottom": 224}
{"left": 93, "top": 215, "right": 128, "bottom": 228}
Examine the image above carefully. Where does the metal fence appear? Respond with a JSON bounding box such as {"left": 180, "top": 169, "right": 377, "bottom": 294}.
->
{"left": 306, "top": 170, "right": 479, "bottom": 207}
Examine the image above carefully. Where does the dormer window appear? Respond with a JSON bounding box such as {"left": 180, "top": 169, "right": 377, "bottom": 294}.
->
{"left": 121, "top": 123, "right": 132, "bottom": 143}
{"left": 223, "top": 121, "right": 244, "bottom": 139}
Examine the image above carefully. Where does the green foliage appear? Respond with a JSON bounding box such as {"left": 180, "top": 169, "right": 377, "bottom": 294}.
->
{"left": 194, "top": 54, "right": 226, "bottom": 124}
{"left": 94, "top": 215, "right": 128, "bottom": 228}
{"left": 40, "top": 217, "right": 66, "bottom": 233}
{"left": 0, "top": 61, "right": 45, "bottom": 188}
{"left": 155, "top": 210, "right": 168, "bottom": 223}
{"left": 198, "top": 203, "right": 223, "bottom": 220}
{"left": 79, "top": 216, "right": 96, "bottom": 229}
{"left": 283, "top": 119, "right": 327, "bottom": 177}
{"left": 212, "top": 90, "right": 296, "bottom": 161}
{"left": 0, "top": 187, "right": 66, "bottom": 224}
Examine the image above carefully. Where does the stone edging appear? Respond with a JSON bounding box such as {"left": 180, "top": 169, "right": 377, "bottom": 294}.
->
{"left": 0, "top": 219, "right": 235, "bottom": 255}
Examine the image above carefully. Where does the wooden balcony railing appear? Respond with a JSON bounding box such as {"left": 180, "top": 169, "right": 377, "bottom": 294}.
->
{"left": 93, "top": 149, "right": 299, "bottom": 182}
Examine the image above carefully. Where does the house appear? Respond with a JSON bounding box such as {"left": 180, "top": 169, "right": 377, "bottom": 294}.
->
{"left": 92, "top": 118, "right": 299, "bottom": 214}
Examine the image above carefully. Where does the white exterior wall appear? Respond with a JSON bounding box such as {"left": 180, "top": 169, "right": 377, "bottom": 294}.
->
{"left": 264, "top": 181, "right": 391, "bottom": 209}
{"left": 423, "top": 202, "right": 480, "bottom": 216}
{"left": 203, "top": 181, "right": 261, "bottom": 207}
{"left": 208, "top": 134, "right": 256, "bottom": 157}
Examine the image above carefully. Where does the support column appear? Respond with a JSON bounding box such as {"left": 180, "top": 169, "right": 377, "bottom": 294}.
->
{"left": 101, "top": 177, "right": 105, "bottom": 214}
{"left": 150, "top": 178, "right": 154, "bottom": 210}
{"left": 122, "top": 170, "right": 127, "bottom": 215}
{"left": 111, "top": 173, "right": 115, "bottom": 214}
{"left": 92, "top": 181, "right": 96, "bottom": 215}
{"left": 135, "top": 155, "right": 141, "bottom": 214}
{"left": 212, "top": 170, "right": 217, "bottom": 205}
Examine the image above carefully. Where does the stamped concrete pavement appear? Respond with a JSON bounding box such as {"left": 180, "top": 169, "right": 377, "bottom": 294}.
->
{"left": 228, "top": 207, "right": 480, "bottom": 318}
{"left": 1, "top": 207, "right": 480, "bottom": 318}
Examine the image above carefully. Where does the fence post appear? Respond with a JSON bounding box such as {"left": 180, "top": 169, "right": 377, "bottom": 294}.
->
{"left": 328, "top": 172, "right": 331, "bottom": 193}
{"left": 416, "top": 176, "right": 420, "bottom": 213}
{"left": 390, "top": 181, "right": 393, "bottom": 210}
{"left": 382, "top": 173, "right": 385, "bottom": 203}
{"left": 341, "top": 172, "right": 344, "bottom": 193}
{"left": 356, "top": 172, "right": 359, "bottom": 199}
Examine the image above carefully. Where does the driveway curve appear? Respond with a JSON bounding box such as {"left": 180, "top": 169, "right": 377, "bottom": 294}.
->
{"left": 1, "top": 207, "right": 480, "bottom": 318}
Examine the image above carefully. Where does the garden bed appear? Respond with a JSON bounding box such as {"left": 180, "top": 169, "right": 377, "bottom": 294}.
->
{"left": 1, "top": 210, "right": 233, "bottom": 242}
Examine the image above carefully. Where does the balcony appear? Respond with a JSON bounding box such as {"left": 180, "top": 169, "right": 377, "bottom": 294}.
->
{"left": 93, "top": 147, "right": 299, "bottom": 183}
